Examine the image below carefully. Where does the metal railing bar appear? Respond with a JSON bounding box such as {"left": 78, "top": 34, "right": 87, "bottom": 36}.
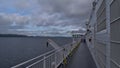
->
{"left": 111, "top": 40, "right": 120, "bottom": 44}
{"left": 97, "top": 7, "right": 106, "bottom": 19}
{"left": 95, "top": 46, "right": 106, "bottom": 57}
{"left": 97, "top": 18, "right": 106, "bottom": 26}
{"left": 11, "top": 49, "right": 56, "bottom": 68}
{"left": 12, "top": 40, "right": 80, "bottom": 68}
{"left": 55, "top": 60, "right": 63, "bottom": 68}
{"left": 96, "top": 0, "right": 105, "bottom": 15}
{"left": 110, "top": 0, "right": 116, "bottom": 6}
{"left": 96, "top": 39, "right": 120, "bottom": 44}
{"left": 95, "top": 39, "right": 107, "bottom": 44}
{"left": 26, "top": 57, "right": 45, "bottom": 68}
{"left": 26, "top": 53, "right": 55, "bottom": 68}
{"left": 96, "top": 53, "right": 106, "bottom": 67}
{"left": 111, "top": 59, "right": 120, "bottom": 68}
{"left": 111, "top": 17, "right": 120, "bottom": 24}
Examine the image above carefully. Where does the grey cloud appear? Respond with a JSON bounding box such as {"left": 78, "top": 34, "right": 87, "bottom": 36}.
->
{"left": 0, "top": 13, "right": 30, "bottom": 25}
{"left": 38, "top": 0, "right": 93, "bottom": 17}
{"left": 0, "top": 0, "right": 94, "bottom": 36}
{"left": 0, "top": 15, "right": 11, "bottom": 25}
{"left": 0, "top": 13, "right": 30, "bottom": 34}
{"left": 36, "top": 0, "right": 94, "bottom": 28}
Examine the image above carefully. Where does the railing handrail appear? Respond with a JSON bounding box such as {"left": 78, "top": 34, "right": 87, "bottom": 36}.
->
{"left": 11, "top": 41, "right": 79, "bottom": 68}
{"left": 26, "top": 52, "right": 56, "bottom": 68}
{"left": 11, "top": 49, "right": 56, "bottom": 68}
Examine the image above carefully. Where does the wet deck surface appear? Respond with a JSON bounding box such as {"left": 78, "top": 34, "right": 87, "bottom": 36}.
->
{"left": 66, "top": 41, "right": 97, "bottom": 68}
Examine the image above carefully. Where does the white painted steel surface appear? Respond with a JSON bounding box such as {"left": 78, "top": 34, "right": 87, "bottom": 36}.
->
{"left": 86, "top": 0, "right": 120, "bottom": 68}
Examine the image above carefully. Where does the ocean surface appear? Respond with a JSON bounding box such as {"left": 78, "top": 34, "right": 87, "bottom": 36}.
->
{"left": 0, "top": 37, "right": 72, "bottom": 68}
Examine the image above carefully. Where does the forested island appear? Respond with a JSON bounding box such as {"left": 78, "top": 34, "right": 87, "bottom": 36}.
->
{"left": 0, "top": 34, "right": 28, "bottom": 37}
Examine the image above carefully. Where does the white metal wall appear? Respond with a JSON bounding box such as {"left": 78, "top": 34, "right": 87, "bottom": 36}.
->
{"left": 86, "top": 0, "right": 120, "bottom": 68}
{"left": 110, "top": 0, "right": 120, "bottom": 68}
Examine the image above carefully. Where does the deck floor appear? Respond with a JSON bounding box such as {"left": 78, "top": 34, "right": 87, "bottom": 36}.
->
{"left": 66, "top": 41, "right": 97, "bottom": 68}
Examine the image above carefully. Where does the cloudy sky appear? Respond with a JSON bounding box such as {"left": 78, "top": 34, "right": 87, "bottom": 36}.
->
{"left": 0, "top": 0, "right": 94, "bottom": 36}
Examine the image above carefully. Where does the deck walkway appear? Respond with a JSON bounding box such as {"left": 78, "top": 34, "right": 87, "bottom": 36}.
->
{"left": 66, "top": 41, "right": 97, "bottom": 68}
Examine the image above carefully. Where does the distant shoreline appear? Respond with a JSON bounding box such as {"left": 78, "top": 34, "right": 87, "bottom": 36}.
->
{"left": 0, "top": 34, "right": 28, "bottom": 37}
{"left": 0, "top": 34, "right": 71, "bottom": 38}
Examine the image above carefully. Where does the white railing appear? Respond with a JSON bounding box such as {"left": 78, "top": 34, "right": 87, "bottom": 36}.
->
{"left": 11, "top": 41, "right": 80, "bottom": 68}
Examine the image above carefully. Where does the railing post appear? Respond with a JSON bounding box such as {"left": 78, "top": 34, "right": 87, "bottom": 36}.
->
{"left": 105, "top": 0, "right": 111, "bottom": 68}
{"left": 43, "top": 56, "right": 46, "bottom": 68}
{"left": 54, "top": 52, "right": 56, "bottom": 68}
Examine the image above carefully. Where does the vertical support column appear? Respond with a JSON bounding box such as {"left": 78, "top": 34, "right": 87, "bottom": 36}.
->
{"left": 93, "top": 21, "right": 96, "bottom": 55}
{"left": 105, "top": 0, "right": 111, "bottom": 68}
{"left": 93, "top": 6, "right": 97, "bottom": 49}
{"left": 94, "top": 0, "right": 97, "bottom": 50}
{"left": 54, "top": 52, "right": 56, "bottom": 68}
{"left": 43, "top": 56, "right": 46, "bottom": 68}
{"left": 93, "top": 1, "right": 100, "bottom": 68}
{"left": 93, "top": 0, "right": 98, "bottom": 60}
